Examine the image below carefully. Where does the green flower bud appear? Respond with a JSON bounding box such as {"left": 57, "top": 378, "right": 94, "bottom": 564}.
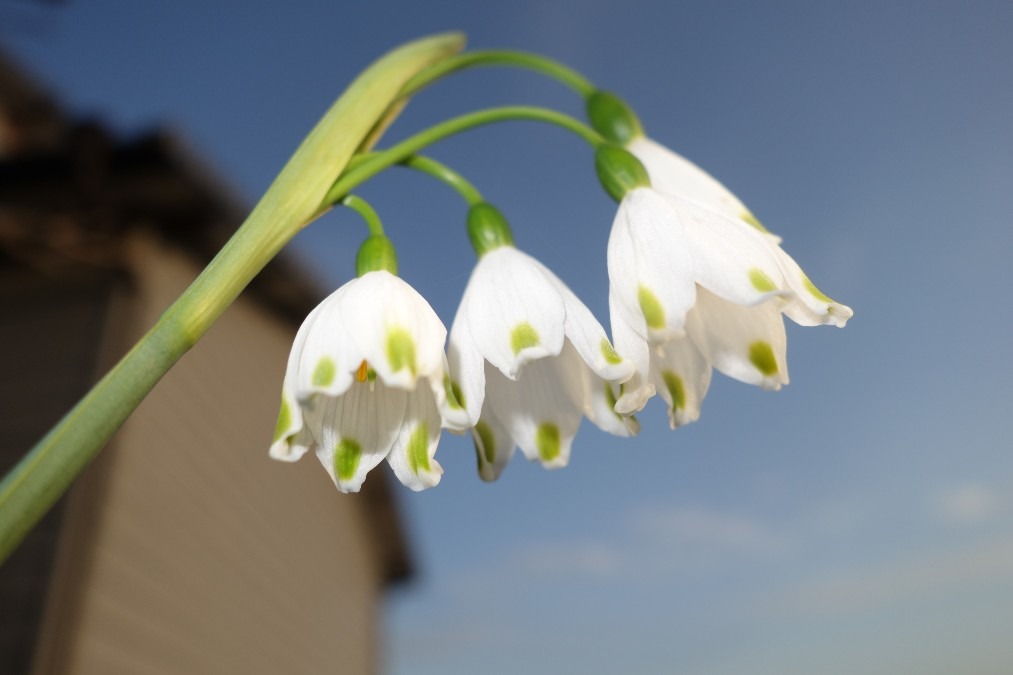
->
{"left": 586, "top": 90, "right": 644, "bottom": 146}
{"left": 595, "top": 143, "right": 651, "bottom": 202}
{"left": 467, "top": 202, "right": 515, "bottom": 257}
{"left": 356, "top": 234, "right": 399, "bottom": 276}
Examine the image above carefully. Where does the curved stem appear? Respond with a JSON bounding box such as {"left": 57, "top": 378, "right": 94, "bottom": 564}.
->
{"left": 321, "top": 106, "right": 603, "bottom": 209}
{"left": 340, "top": 195, "right": 385, "bottom": 236}
{"left": 400, "top": 50, "right": 595, "bottom": 99}
{"left": 400, "top": 155, "right": 484, "bottom": 206}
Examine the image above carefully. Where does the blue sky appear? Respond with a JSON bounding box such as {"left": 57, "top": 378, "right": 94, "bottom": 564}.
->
{"left": 4, "top": 0, "right": 1012, "bottom": 672}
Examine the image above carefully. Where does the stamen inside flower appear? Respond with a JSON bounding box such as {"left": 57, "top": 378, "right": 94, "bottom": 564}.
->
{"left": 356, "top": 360, "right": 369, "bottom": 383}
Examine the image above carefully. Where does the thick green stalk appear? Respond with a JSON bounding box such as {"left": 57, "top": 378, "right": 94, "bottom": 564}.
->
{"left": 0, "top": 32, "right": 465, "bottom": 564}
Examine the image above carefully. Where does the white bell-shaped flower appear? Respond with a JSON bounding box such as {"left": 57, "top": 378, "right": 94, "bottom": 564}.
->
{"left": 448, "top": 241, "right": 636, "bottom": 482}
{"left": 269, "top": 270, "right": 467, "bottom": 493}
{"left": 599, "top": 143, "right": 852, "bottom": 422}
{"left": 628, "top": 136, "right": 853, "bottom": 328}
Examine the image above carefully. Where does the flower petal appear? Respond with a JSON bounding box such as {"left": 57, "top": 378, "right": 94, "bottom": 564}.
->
{"left": 387, "top": 386, "right": 444, "bottom": 491}
{"left": 528, "top": 257, "right": 634, "bottom": 383}
{"left": 269, "top": 389, "right": 312, "bottom": 462}
{"left": 447, "top": 301, "right": 486, "bottom": 428}
{"left": 292, "top": 287, "right": 357, "bottom": 402}
{"left": 308, "top": 381, "right": 407, "bottom": 493}
{"left": 609, "top": 290, "right": 656, "bottom": 415}
{"left": 687, "top": 288, "right": 789, "bottom": 391}
{"left": 659, "top": 191, "right": 791, "bottom": 308}
{"left": 650, "top": 319, "right": 712, "bottom": 429}
{"left": 629, "top": 136, "right": 781, "bottom": 242}
{"left": 607, "top": 188, "right": 697, "bottom": 341}
{"left": 429, "top": 354, "right": 472, "bottom": 433}
{"left": 337, "top": 271, "right": 447, "bottom": 390}
{"left": 471, "top": 409, "right": 516, "bottom": 482}
{"left": 772, "top": 246, "right": 854, "bottom": 328}
{"left": 483, "top": 346, "right": 584, "bottom": 469}
{"left": 462, "top": 247, "right": 565, "bottom": 379}
{"left": 582, "top": 366, "right": 640, "bottom": 437}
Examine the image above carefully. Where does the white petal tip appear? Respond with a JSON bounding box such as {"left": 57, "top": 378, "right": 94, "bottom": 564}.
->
{"left": 405, "top": 465, "right": 443, "bottom": 492}
{"left": 615, "top": 384, "right": 656, "bottom": 415}
{"left": 269, "top": 440, "right": 309, "bottom": 463}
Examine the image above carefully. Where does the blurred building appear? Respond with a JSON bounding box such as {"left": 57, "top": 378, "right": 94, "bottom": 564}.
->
{"left": 0, "top": 51, "right": 411, "bottom": 674}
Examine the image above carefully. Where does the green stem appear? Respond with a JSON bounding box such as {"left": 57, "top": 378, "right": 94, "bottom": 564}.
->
{"left": 321, "top": 106, "right": 603, "bottom": 208}
{"left": 341, "top": 195, "right": 385, "bottom": 236}
{"left": 400, "top": 155, "right": 484, "bottom": 206}
{"left": 0, "top": 32, "right": 465, "bottom": 564}
{"left": 399, "top": 50, "right": 595, "bottom": 99}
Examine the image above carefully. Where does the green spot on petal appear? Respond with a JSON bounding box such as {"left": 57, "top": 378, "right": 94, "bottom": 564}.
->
{"left": 273, "top": 397, "right": 291, "bottom": 442}
{"left": 603, "top": 382, "right": 623, "bottom": 419}
{"left": 536, "top": 422, "right": 561, "bottom": 463}
{"left": 802, "top": 273, "right": 833, "bottom": 304}
{"left": 474, "top": 420, "right": 496, "bottom": 465}
{"left": 748, "top": 341, "right": 779, "bottom": 376}
{"left": 749, "top": 268, "right": 778, "bottom": 293}
{"left": 638, "top": 286, "right": 665, "bottom": 329}
{"left": 407, "top": 424, "right": 430, "bottom": 476}
{"left": 600, "top": 338, "right": 623, "bottom": 365}
{"left": 661, "top": 371, "right": 686, "bottom": 411}
{"left": 510, "top": 322, "right": 540, "bottom": 356}
{"left": 741, "top": 211, "right": 771, "bottom": 234}
{"left": 443, "top": 375, "right": 465, "bottom": 409}
{"left": 312, "top": 356, "right": 336, "bottom": 387}
{"left": 386, "top": 328, "right": 417, "bottom": 376}
{"left": 334, "top": 438, "right": 362, "bottom": 482}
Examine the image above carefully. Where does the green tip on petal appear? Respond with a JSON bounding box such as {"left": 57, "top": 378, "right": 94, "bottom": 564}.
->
{"left": 586, "top": 90, "right": 644, "bottom": 145}
{"left": 748, "top": 341, "right": 779, "bottom": 376}
{"left": 334, "top": 438, "right": 362, "bottom": 482}
{"left": 749, "top": 268, "right": 778, "bottom": 293}
{"left": 600, "top": 338, "right": 623, "bottom": 365}
{"left": 741, "top": 211, "right": 772, "bottom": 234}
{"left": 603, "top": 382, "right": 624, "bottom": 420}
{"left": 407, "top": 424, "right": 431, "bottom": 476}
{"left": 312, "top": 356, "right": 337, "bottom": 387}
{"left": 443, "top": 374, "right": 465, "bottom": 409}
{"left": 661, "top": 371, "right": 686, "bottom": 411}
{"left": 637, "top": 286, "right": 665, "bottom": 329}
{"left": 474, "top": 421, "right": 496, "bottom": 466}
{"left": 595, "top": 144, "right": 651, "bottom": 202}
{"left": 801, "top": 273, "right": 834, "bottom": 304}
{"left": 386, "top": 328, "right": 417, "bottom": 376}
{"left": 273, "top": 397, "right": 292, "bottom": 443}
{"left": 356, "top": 234, "right": 399, "bottom": 276}
{"left": 535, "top": 422, "right": 561, "bottom": 463}
{"left": 467, "top": 202, "right": 514, "bottom": 257}
{"left": 510, "top": 322, "right": 541, "bottom": 356}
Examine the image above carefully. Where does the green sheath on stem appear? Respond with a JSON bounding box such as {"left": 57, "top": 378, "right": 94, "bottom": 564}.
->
{"left": 0, "top": 32, "right": 465, "bottom": 564}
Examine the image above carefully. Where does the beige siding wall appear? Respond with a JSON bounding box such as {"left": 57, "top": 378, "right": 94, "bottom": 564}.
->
{"left": 37, "top": 232, "right": 385, "bottom": 674}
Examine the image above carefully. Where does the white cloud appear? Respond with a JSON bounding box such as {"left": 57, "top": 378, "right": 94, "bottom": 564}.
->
{"left": 759, "top": 534, "right": 1013, "bottom": 616}
{"left": 513, "top": 540, "right": 623, "bottom": 579}
{"left": 631, "top": 505, "right": 790, "bottom": 557}
{"left": 936, "top": 483, "right": 1000, "bottom": 525}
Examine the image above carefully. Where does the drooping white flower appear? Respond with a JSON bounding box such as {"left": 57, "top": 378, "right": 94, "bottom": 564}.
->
{"left": 599, "top": 144, "right": 852, "bottom": 422}
{"left": 269, "top": 270, "right": 467, "bottom": 493}
{"left": 628, "top": 136, "right": 853, "bottom": 328}
{"left": 448, "top": 244, "right": 636, "bottom": 481}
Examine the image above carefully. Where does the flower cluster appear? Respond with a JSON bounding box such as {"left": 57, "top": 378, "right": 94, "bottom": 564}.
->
{"left": 269, "top": 99, "right": 851, "bottom": 494}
